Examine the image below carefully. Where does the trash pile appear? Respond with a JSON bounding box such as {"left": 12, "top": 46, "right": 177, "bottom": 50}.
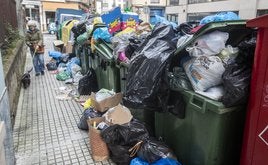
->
{"left": 171, "top": 29, "right": 255, "bottom": 107}
{"left": 77, "top": 88, "right": 182, "bottom": 165}
{"left": 47, "top": 7, "right": 258, "bottom": 164}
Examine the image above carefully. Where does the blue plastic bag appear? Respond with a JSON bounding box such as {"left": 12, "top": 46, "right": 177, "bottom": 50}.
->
{"left": 48, "top": 51, "right": 62, "bottom": 60}
{"left": 66, "top": 57, "right": 80, "bottom": 76}
{"left": 93, "top": 27, "right": 112, "bottom": 43}
{"left": 200, "top": 12, "right": 240, "bottom": 25}
{"left": 155, "top": 15, "right": 178, "bottom": 29}
{"left": 130, "top": 157, "right": 182, "bottom": 165}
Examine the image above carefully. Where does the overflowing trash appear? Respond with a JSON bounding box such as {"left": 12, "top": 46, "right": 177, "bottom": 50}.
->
{"left": 46, "top": 6, "right": 258, "bottom": 165}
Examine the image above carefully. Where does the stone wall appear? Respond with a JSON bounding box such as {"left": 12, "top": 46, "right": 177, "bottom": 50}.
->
{"left": 0, "top": 51, "right": 15, "bottom": 165}
{"left": 4, "top": 39, "right": 27, "bottom": 125}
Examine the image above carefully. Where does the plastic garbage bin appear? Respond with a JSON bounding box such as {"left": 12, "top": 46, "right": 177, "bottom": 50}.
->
{"left": 62, "top": 20, "right": 78, "bottom": 45}
{"left": 240, "top": 14, "right": 268, "bottom": 165}
{"left": 154, "top": 20, "right": 255, "bottom": 165}
{"left": 92, "top": 39, "right": 120, "bottom": 92}
{"left": 117, "top": 62, "right": 129, "bottom": 94}
{"left": 80, "top": 45, "right": 90, "bottom": 74}
{"left": 155, "top": 90, "right": 246, "bottom": 165}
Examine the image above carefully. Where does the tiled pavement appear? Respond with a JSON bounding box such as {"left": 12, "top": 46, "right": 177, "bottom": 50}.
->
{"left": 13, "top": 34, "right": 115, "bottom": 165}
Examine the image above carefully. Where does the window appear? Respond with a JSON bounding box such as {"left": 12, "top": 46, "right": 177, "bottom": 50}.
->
{"left": 170, "top": 0, "right": 179, "bottom": 6}
{"left": 257, "top": 10, "right": 268, "bottom": 16}
{"left": 167, "top": 14, "right": 178, "bottom": 24}
{"left": 151, "top": 0, "right": 160, "bottom": 4}
{"left": 188, "top": 0, "right": 226, "bottom": 4}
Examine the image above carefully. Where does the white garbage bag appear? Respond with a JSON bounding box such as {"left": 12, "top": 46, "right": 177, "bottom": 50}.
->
{"left": 183, "top": 56, "right": 225, "bottom": 92}
{"left": 186, "top": 31, "right": 229, "bottom": 57}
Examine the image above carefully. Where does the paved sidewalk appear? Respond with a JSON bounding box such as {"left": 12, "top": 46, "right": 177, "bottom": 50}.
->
{"left": 13, "top": 34, "right": 114, "bottom": 165}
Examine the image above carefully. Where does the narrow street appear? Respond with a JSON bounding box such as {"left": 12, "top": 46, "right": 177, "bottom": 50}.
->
{"left": 12, "top": 34, "right": 114, "bottom": 165}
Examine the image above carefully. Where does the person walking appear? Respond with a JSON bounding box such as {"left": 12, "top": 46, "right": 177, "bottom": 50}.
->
{"left": 25, "top": 20, "right": 45, "bottom": 76}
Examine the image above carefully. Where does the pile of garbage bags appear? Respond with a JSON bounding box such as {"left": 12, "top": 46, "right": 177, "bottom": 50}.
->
{"left": 76, "top": 89, "right": 182, "bottom": 165}
{"left": 172, "top": 30, "right": 255, "bottom": 107}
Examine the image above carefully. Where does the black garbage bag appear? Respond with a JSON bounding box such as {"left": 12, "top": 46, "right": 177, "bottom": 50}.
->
{"left": 166, "top": 90, "right": 186, "bottom": 119}
{"left": 77, "top": 108, "right": 102, "bottom": 130}
{"left": 123, "top": 24, "right": 177, "bottom": 110}
{"left": 101, "top": 119, "right": 150, "bottom": 165}
{"left": 107, "top": 144, "right": 133, "bottom": 165}
{"left": 101, "top": 119, "right": 150, "bottom": 146}
{"left": 46, "top": 61, "right": 57, "bottom": 71}
{"left": 137, "top": 138, "right": 176, "bottom": 163}
{"left": 222, "top": 63, "right": 252, "bottom": 107}
{"left": 222, "top": 36, "right": 255, "bottom": 107}
{"left": 78, "top": 69, "right": 98, "bottom": 95}
{"left": 125, "top": 34, "right": 148, "bottom": 59}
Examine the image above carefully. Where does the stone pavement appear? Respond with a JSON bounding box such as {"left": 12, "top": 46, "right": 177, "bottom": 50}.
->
{"left": 13, "top": 34, "right": 115, "bottom": 165}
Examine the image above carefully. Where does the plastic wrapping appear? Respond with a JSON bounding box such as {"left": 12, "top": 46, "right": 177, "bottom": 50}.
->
{"left": 78, "top": 69, "right": 98, "bottom": 95}
{"left": 196, "top": 86, "right": 225, "bottom": 101}
{"left": 77, "top": 32, "right": 89, "bottom": 45}
{"left": 66, "top": 57, "right": 80, "bottom": 76}
{"left": 71, "top": 64, "right": 81, "bottom": 77}
{"left": 218, "top": 45, "right": 239, "bottom": 65}
{"left": 222, "top": 63, "right": 251, "bottom": 107}
{"left": 123, "top": 24, "right": 177, "bottom": 109}
{"left": 107, "top": 144, "right": 133, "bottom": 165}
{"left": 56, "top": 71, "right": 71, "bottom": 81}
{"left": 77, "top": 108, "right": 102, "bottom": 130}
{"left": 222, "top": 36, "right": 255, "bottom": 107}
{"left": 125, "top": 34, "right": 148, "bottom": 59}
{"left": 101, "top": 119, "right": 150, "bottom": 146}
{"left": 101, "top": 119, "right": 150, "bottom": 165}
{"left": 137, "top": 138, "right": 176, "bottom": 163}
{"left": 168, "top": 67, "right": 192, "bottom": 91}
{"left": 186, "top": 31, "right": 229, "bottom": 57}
{"left": 183, "top": 56, "right": 225, "bottom": 92}
{"left": 111, "top": 32, "right": 135, "bottom": 60}
{"left": 46, "top": 61, "right": 57, "bottom": 71}
{"left": 155, "top": 15, "right": 178, "bottom": 29}
{"left": 95, "top": 89, "right": 116, "bottom": 102}
{"left": 93, "top": 27, "right": 112, "bottom": 43}
{"left": 130, "top": 157, "right": 181, "bottom": 165}
{"left": 48, "top": 51, "right": 62, "bottom": 60}
{"left": 200, "top": 12, "right": 240, "bottom": 25}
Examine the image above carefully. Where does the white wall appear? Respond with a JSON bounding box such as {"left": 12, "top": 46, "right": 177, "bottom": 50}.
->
{"left": 166, "top": 0, "right": 268, "bottom": 23}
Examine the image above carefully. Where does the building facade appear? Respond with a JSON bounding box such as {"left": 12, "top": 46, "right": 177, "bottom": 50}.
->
{"left": 22, "top": 0, "right": 90, "bottom": 31}
{"left": 132, "top": 0, "right": 166, "bottom": 24}
{"left": 166, "top": 0, "right": 268, "bottom": 24}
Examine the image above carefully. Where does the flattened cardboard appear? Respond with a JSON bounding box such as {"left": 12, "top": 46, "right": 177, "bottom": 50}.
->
{"left": 89, "top": 92, "right": 123, "bottom": 112}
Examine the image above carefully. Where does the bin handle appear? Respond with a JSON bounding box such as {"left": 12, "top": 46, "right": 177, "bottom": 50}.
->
{"left": 189, "top": 94, "right": 206, "bottom": 114}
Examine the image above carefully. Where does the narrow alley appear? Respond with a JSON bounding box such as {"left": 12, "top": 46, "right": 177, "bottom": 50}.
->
{"left": 12, "top": 34, "right": 115, "bottom": 165}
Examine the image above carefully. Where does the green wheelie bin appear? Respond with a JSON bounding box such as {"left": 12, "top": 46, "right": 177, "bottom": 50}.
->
{"left": 154, "top": 20, "right": 255, "bottom": 165}
{"left": 91, "top": 37, "right": 120, "bottom": 92}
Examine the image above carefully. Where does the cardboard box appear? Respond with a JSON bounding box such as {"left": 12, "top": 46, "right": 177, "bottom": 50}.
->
{"left": 53, "top": 40, "right": 64, "bottom": 52}
{"left": 103, "top": 104, "right": 133, "bottom": 125}
{"left": 101, "top": 7, "right": 122, "bottom": 34}
{"left": 89, "top": 92, "right": 123, "bottom": 112}
{"left": 66, "top": 41, "right": 73, "bottom": 54}
{"left": 121, "top": 12, "right": 139, "bottom": 30}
